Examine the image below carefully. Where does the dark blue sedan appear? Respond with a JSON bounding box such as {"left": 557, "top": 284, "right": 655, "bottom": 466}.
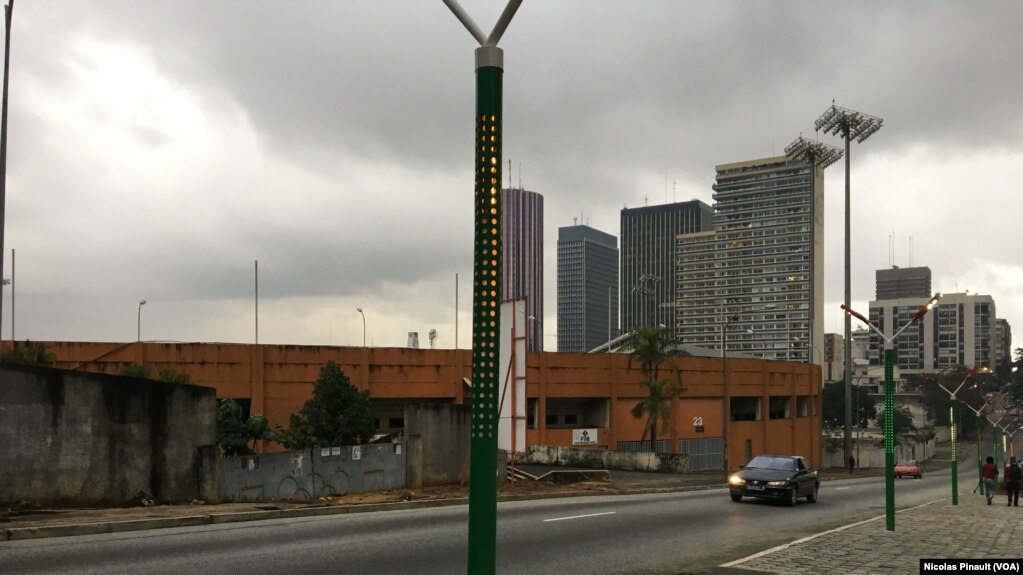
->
{"left": 728, "top": 454, "right": 819, "bottom": 506}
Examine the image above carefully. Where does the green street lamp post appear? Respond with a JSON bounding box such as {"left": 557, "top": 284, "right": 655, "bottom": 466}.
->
{"left": 843, "top": 293, "right": 940, "bottom": 531}
{"left": 958, "top": 398, "right": 989, "bottom": 493}
{"left": 923, "top": 367, "right": 983, "bottom": 505}
{"left": 442, "top": 2, "right": 522, "bottom": 573}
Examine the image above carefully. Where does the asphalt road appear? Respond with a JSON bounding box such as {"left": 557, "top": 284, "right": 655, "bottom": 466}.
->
{"left": 0, "top": 470, "right": 965, "bottom": 575}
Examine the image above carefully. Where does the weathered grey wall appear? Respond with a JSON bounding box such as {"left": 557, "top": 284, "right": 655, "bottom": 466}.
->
{"left": 219, "top": 444, "right": 406, "bottom": 501}
{"left": 0, "top": 364, "right": 218, "bottom": 506}
{"left": 524, "top": 445, "right": 691, "bottom": 473}
{"left": 404, "top": 403, "right": 470, "bottom": 487}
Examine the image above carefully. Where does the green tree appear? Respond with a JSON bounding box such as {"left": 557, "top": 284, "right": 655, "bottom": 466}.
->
{"left": 216, "top": 398, "right": 278, "bottom": 456}
{"left": 117, "top": 364, "right": 191, "bottom": 385}
{"left": 622, "top": 325, "right": 685, "bottom": 451}
{"left": 821, "top": 380, "right": 876, "bottom": 428}
{"left": 276, "top": 361, "right": 376, "bottom": 449}
{"left": 876, "top": 405, "right": 916, "bottom": 435}
{"left": 0, "top": 341, "right": 55, "bottom": 366}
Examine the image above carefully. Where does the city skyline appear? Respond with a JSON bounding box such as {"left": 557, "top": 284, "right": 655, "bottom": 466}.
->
{"left": 1, "top": 1, "right": 1020, "bottom": 355}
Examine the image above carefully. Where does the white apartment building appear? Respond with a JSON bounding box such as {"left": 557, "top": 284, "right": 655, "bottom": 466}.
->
{"left": 867, "top": 292, "right": 997, "bottom": 372}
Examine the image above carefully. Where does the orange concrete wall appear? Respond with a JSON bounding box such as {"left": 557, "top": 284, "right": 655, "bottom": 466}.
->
{"left": 6, "top": 341, "right": 822, "bottom": 468}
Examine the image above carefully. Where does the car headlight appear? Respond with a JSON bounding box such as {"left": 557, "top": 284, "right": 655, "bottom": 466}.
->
{"left": 728, "top": 474, "right": 745, "bottom": 486}
{"left": 767, "top": 480, "right": 788, "bottom": 487}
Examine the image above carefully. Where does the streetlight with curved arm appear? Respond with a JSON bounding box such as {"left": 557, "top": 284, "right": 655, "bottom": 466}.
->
{"left": 958, "top": 397, "right": 993, "bottom": 493}
{"left": 137, "top": 299, "right": 146, "bottom": 342}
{"left": 356, "top": 307, "right": 366, "bottom": 347}
{"left": 721, "top": 305, "right": 773, "bottom": 480}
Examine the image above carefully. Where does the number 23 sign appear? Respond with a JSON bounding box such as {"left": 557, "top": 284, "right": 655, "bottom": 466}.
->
{"left": 693, "top": 416, "right": 705, "bottom": 432}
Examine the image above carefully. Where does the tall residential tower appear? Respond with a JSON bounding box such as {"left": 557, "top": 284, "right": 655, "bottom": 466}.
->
{"left": 676, "top": 155, "right": 827, "bottom": 362}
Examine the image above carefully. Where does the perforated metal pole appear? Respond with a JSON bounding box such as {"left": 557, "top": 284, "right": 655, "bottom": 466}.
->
{"left": 443, "top": 3, "right": 522, "bottom": 573}
{"left": 467, "top": 45, "right": 503, "bottom": 574}
{"left": 883, "top": 345, "right": 895, "bottom": 531}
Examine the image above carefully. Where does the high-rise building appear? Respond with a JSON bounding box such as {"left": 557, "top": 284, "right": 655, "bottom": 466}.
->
{"left": 876, "top": 266, "right": 932, "bottom": 300}
{"left": 502, "top": 187, "right": 544, "bottom": 351}
{"left": 556, "top": 224, "right": 619, "bottom": 352}
{"left": 620, "top": 200, "right": 713, "bottom": 331}
{"left": 867, "top": 292, "right": 997, "bottom": 371}
{"left": 994, "top": 318, "right": 1013, "bottom": 378}
{"left": 824, "top": 333, "right": 844, "bottom": 383}
{"left": 676, "top": 155, "right": 827, "bottom": 362}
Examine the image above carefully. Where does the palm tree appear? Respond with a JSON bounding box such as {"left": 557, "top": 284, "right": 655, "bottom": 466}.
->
{"left": 622, "top": 325, "right": 686, "bottom": 452}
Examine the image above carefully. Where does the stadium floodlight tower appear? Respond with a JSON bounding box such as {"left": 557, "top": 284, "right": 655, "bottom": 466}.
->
{"left": 813, "top": 103, "right": 883, "bottom": 475}
{"left": 783, "top": 136, "right": 842, "bottom": 365}
{"left": 442, "top": 1, "right": 522, "bottom": 574}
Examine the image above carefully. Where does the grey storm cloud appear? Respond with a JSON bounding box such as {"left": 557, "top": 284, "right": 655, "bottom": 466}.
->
{"left": 3, "top": 0, "right": 1022, "bottom": 348}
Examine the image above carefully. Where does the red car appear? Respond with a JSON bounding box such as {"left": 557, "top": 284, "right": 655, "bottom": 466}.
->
{"left": 894, "top": 460, "right": 922, "bottom": 479}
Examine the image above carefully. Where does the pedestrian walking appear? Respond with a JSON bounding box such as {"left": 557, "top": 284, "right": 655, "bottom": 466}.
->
{"left": 1006, "top": 456, "right": 1021, "bottom": 507}
{"left": 848, "top": 455, "right": 855, "bottom": 474}
{"left": 982, "top": 456, "right": 998, "bottom": 505}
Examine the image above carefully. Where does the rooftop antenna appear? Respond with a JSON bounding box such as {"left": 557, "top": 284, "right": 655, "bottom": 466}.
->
{"left": 673, "top": 178, "right": 677, "bottom": 203}
{"left": 508, "top": 158, "right": 512, "bottom": 189}
{"left": 908, "top": 236, "right": 914, "bottom": 267}
{"left": 518, "top": 161, "right": 522, "bottom": 189}
{"left": 572, "top": 217, "right": 577, "bottom": 226}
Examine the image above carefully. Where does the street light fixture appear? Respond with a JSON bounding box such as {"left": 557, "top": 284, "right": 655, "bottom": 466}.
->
{"left": 356, "top": 307, "right": 366, "bottom": 347}
{"left": 813, "top": 104, "right": 883, "bottom": 472}
{"left": 721, "top": 305, "right": 772, "bottom": 480}
{"left": 785, "top": 136, "right": 842, "bottom": 366}
{"left": 922, "top": 366, "right": 988, "bottom": 505}
{"left": 0, "top": 0, "right": 15, "bottom": 344}
{"left": 842, "top": 292, "right": 939, "bottom": 532}
{"left": 137, "top": 299, "right": 146, "bottom": 342}
{"left": 958, "top": 397, "right": 992, "bottom": 494}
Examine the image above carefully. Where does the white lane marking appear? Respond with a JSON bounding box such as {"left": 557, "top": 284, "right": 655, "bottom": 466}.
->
{"left": 835, "top": 487, "right": 851, "bottom": 490}
{"left": 543, "top": 512, "right": 616, "bottom": 523}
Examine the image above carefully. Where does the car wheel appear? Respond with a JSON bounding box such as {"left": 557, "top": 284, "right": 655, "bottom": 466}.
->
{"left": 730, "top": 493, "right": 742, "bottom": 502}
{"left": 917, "top": 474, "right": 922, "bottom": 479}
{"left": 806, "top": 483, "right": 819, "bottom": 503}
{"left": 786, "top": 487, "right": 798, "bottom": 507}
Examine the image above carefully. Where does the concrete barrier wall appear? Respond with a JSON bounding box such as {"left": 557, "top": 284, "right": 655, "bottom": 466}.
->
{"left": 0, "top": 364, "right": 217, "bottom": 506}
{"left": 523, "top": 445, "right": 691, "bottom": 473}
{"left": 218, "top": 444, "right": 406, "bottom": 502}
{"left": 404, "top": 403, "right": 470, "bottom": 487}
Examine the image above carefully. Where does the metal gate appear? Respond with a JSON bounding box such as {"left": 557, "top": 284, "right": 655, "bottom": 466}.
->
{"left": 616, "top": 440, "right": 671, "bottom": 453}
{"left": 680, "top": 437, "right": 723, "bottom": 471}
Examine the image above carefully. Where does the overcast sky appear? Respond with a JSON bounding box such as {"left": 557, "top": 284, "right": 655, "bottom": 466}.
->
{"left": 2, "top": 1, "right": 1021, "bottom": 358}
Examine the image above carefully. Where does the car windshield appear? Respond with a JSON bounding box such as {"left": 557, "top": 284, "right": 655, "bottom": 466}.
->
{"left": 897, "top": 460, "right": 916, "bottom": 466}
{"left": 746, "top": 456, "right": 796, "bottom": 471}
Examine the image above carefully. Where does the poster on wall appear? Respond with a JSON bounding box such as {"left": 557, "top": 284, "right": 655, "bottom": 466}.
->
{"left": 572, "top": 429, "right": 598, "bottom": 446}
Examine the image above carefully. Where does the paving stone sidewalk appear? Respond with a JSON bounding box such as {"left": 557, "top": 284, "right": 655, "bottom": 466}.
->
{"left": 712, "top": 490, "right": 1021, "bottom": 575}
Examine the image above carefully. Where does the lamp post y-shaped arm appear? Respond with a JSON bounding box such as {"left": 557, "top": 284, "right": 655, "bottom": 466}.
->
{"left": 842, "top": 293, "right": 940, "bottom": 532}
